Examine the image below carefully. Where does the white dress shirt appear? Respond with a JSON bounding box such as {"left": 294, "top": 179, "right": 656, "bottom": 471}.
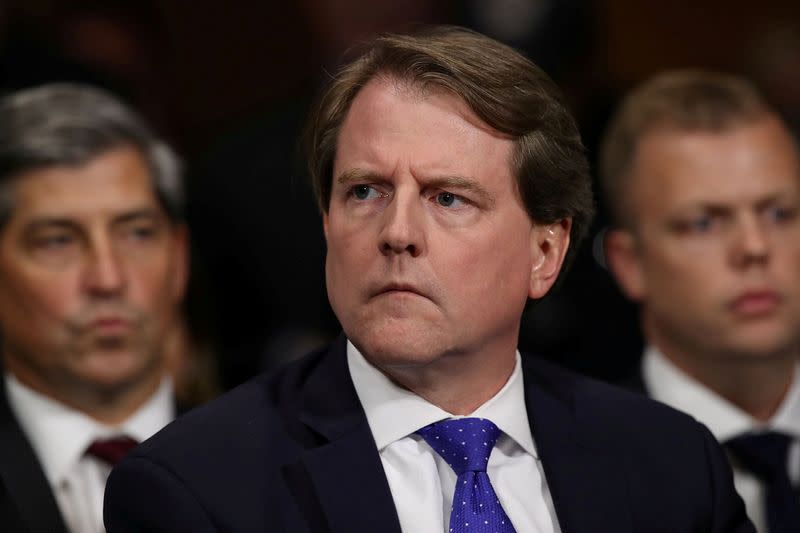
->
{"left": 5, "top": 374, "right": 175, "bottom": 533}
{"left": 347, "top": 341, "right": 561, "bottom": 533}
{"left": 643, "top": 347, "right": 800, "bottom": 533}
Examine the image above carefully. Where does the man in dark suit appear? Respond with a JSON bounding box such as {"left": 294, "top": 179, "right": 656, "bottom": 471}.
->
{"left": 105, "top": 27, "right": 754, "bottom": 532}
{"left": 0, "top": 83, "right": 188, "bottom": 533}
{"left": 601, "top": 71, "right": 800, "bottom": 533}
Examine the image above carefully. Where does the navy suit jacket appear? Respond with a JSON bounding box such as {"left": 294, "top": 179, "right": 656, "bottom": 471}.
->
{"left": 105, "top": 338, "right": 754, "bottom": 532}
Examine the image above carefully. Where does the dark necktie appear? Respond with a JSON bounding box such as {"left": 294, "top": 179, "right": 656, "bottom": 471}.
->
{"left": 724, "top": 431, "right": 800, "bottom": 533}
{"left": 85, "top": 436, "right": 139, "bottom": 466}
{"left": 417, "top": 417, "right": 517, "bottom": 533}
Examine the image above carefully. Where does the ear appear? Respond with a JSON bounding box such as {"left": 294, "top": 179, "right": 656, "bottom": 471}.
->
{"left": 322, "top": 211, "right": 329, "bottom": 242}
{"left": 529, "top": 218, "right": 571, "bottom": 299}
{"left": 169, "top": 223, "right": 190, "bottom": 302}
{"left": 604, "top": 229, "right": 646, "bottom": 301}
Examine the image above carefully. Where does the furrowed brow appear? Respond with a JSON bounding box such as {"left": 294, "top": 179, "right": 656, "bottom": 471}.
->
{"left": 754, "top": 191, "right": 798, "bottom": 210}
{"left": 427, "top": 175, "right": 495, "bottom": 208}
{"left": 335, "top": 169, "right": 496, "bottom": 207}
{"left": 336, "top": 168, "right": 381, "bottom": 186}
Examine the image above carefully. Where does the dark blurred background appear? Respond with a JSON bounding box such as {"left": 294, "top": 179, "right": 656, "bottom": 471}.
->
{"left": 2, "top": 0, "right": 798, "bottom": 391}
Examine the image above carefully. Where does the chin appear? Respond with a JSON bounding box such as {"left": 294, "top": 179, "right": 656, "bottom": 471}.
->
{"left": 701, "top": 316, "right": 794, "bottom": 358}
{"left": 346, "top": 316, "right": 454, "bottom": 368}
{"left": 78, "top": 347, "right": 157, "bottom": 390}
{"left": 727, "top": 332, "right": 799, "bottom": 360}
{"left": 362, "top": 343, "right": 444, "bottom": 369}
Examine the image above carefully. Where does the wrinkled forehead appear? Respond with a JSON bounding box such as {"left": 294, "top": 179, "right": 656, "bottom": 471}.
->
{"left": 335, "top": 76, "right": 516, "bottom": 187}
{"left": 366, "top": 72, "right": 505, "bottom": 137}
{"left": 0, "top": 147, "right": 164, "bottom": 227}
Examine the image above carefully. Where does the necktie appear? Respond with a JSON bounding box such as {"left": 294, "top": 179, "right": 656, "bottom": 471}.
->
{"left": 85, "top": 436, "right": 139, "bottom": 466}
{"left": 724, "top": 431, "right": 800, "bottom": 533}
{"left": 417, "top": 417, "right": 516, "bottom": 533}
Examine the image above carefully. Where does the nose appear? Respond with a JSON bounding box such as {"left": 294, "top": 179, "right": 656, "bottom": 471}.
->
{"left": 730, "top": 215, "right": 770, "bottom": 268}
{"left": 83, "top": 236, "right": 127, "bottom": 297}
{"left": 379, "top": 189, "right": 425, "bottom": 257}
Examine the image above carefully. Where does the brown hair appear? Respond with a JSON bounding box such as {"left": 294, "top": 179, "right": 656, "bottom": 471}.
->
{"left": 305, "top": 25, "right": 594, "bottom": 273}
{"left": 600, "top": 70, "right": 771, "bottom": 227}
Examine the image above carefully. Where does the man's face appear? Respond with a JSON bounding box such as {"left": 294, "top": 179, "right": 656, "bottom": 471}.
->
{"left": 607, "top": 116, "right": 800, "bottom": 362}
{"left": 324, "top": 77, "right": 568, "bottom": 369}
{"left": 0, "top": 146, "right": 187, "bottom": 398}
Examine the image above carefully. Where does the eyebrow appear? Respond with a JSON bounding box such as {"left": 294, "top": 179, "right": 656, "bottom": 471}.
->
{"left": 673, "top": 190, "right": 799, "bottom": 214}
{"left": 754, "top": 191, "right": 800, "bottom": 209}
{"left": 112, "top": 208, "right": 166, "bottom": 225}
{"left": 21, "top": 208, "right": 166, "bottom": 233}
{"left": 336, "top": 168, "right": 379, "bottom": 186}
{"left": 336, "top": 168, "right": 496, "bottom": 208}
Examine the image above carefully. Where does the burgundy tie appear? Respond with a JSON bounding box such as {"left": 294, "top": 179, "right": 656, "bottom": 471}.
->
{"left": 85, "top": 436, "right": 139, "bottom": 466}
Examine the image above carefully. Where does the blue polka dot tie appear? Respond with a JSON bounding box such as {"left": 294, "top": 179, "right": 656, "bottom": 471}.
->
{"left": 417, "top": 417, "right": 517, "bottom": 533}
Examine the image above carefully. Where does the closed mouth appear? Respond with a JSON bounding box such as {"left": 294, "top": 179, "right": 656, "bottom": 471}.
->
{"left": 729, "top": 290, "right": 781, "bottom": 316}
{"left": 373, "top": 282, "right": 430, "bottom": 300}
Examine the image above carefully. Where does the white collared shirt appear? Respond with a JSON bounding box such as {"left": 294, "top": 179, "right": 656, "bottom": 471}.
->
{"left": 347, "top": 341, "right": 561, "bottom": 533}
{"left": 643, "top": 347, "right": 800, "bottom": 533}
{"left": 4, "top": 373, "right": 175, "bottom": 533}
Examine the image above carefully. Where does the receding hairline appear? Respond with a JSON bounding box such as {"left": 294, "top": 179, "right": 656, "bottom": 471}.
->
{"left": 0, "top": 143, "right": 177, "bottom": 231}
{"left": 599, "top": 70, "right": 775, "bottom": 228}
{"left": 0, "top": 83, "right": 185, "bottom": 226}
{"left": 618, "top": 112, "right": 796, "bottom": 227}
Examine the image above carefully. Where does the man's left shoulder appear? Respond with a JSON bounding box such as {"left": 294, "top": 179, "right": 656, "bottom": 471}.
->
{"left": 521, "top": 356, "right": 755, "bottom": 532}
{"left": 522, "top": 355, "right": 715, "bottom": 448}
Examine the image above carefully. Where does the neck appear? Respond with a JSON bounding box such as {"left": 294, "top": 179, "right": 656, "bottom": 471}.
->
{"left": 5, "top": 357, "right": 164, "bottom": 426}
{"left": 646, "top": 325, "right": 797, "bottom": 422}
{"left": 377, "top": 344, "right": 517, "bottom": 416}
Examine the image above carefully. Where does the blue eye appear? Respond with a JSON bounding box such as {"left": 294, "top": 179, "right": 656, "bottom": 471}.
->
{"left": 37, "top": 234, "right": 74, "bottom": 249}
{"left": 765, "top": 205, "right": 797, "bottom": 223}
{"left": 128, "top": 226, "right": 156, "bottom": 240}
{"left": 351, "top": 185, "right": 381, "bottom": 201}
{"left": 435, "top": 192, "right": 464, "bottom": 208}
{"left": 689, "top": 216, "right": 713, "bottom": 232}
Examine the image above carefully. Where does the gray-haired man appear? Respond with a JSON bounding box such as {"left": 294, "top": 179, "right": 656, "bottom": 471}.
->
{"left": 0, "top": 83, "right": 188, "bottom": 533}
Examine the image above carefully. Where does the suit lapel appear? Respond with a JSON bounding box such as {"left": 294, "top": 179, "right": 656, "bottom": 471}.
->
{"left": 297, "top": 423, "right": 403, "bottom": 533}
{"left": 0, "top": 381, "right": 68, "bottom": 533}
{"left": 523, "top": 357, "right": 634, "bottom": 533}
{"left": 293, "top": 338, "right": 402, "bottom": 533}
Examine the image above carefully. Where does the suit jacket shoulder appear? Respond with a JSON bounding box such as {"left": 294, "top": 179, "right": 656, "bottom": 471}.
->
{"left": 105, "top": 338, "right": 402, "bottom": 533}
{"left": 105, "top": 342, "right": 753, "bottom": 533}
{"left": 0, "top": 378, "right": 68, "bottom": 533}
{"left": 521, "top": 355, "right": 753, "bottom": 533}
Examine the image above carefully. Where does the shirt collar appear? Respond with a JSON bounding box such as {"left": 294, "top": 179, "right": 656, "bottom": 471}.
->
{"left": 347, "top": 340, "right": 537, "bottom": 458}
{"left": 643, "top": 346, "right": 800, "bottom": 442}
{"left": 4, "top": 373, "right": 175, "bottom": 486}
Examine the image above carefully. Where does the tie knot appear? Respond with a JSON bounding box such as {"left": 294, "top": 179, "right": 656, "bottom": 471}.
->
{"left": 417, "top": 418, "right": 502, "bottom": 475}
{"left": 85, "top": 436, "right": 139, "bottom": 466}
{"left": 724, "top": 431, "right": 793, "bottom": 482}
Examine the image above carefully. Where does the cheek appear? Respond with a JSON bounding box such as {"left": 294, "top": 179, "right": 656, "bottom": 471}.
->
{"left": 124, "top": 260, "right": 179, "bottom": 312}
{"left": 433, "top": 228, "right": 531, "bottom": 298}
{"left": 326, "top": 220, "right": 372, "bottom": 270}
{"left": 0, "top": 274, "right": 79, "bottom": 325}
{"left": 324, "top": 227, "right": 357, "bottom": 308}
{"left": 642, "top": 248, "right": 724, "bottom": 306}
{"left": 774, "top": 248, "right": 800, "bottom": 295}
